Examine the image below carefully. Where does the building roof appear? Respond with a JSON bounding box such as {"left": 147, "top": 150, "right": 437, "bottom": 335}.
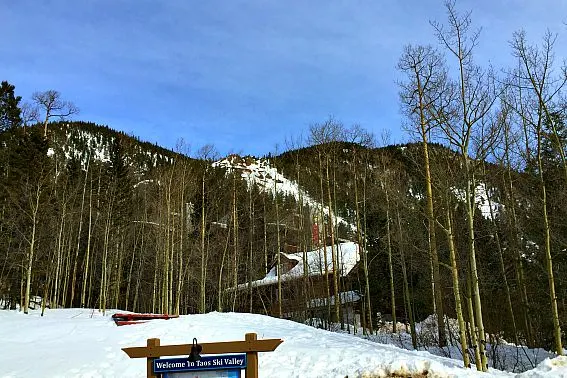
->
{"left": 235, "top": 242, "right": 360, "bottom": 290}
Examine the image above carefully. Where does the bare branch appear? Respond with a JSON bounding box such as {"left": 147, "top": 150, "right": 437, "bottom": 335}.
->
{"left": 32, "top": 90, "right": 79, "bottom": 136}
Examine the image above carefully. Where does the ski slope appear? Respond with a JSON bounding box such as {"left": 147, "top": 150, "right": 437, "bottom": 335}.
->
{"left": 1, "top": 309, "right": 566, "bottom": 377}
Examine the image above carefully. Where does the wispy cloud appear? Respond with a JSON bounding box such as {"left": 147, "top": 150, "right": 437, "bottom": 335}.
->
{"left": 2, "top": 0, "right": 566, "bottom": 155}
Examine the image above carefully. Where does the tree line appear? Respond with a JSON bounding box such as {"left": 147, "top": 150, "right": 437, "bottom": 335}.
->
{"left": 0, "top": 1, "right": 566, "bottom": 372}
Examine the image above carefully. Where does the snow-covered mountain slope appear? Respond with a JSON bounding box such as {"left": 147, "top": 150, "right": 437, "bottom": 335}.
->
{"left": 451, "top": 182, "right": 503, "bottom": 220}
{"left": 213, "top": 155, "right": 355, "bottom": 231}
{"left": 46, "top": 121, "right": 179, "bottom": 172}
{"left": 1, "top": 309, "right": 565, "bottom": 378}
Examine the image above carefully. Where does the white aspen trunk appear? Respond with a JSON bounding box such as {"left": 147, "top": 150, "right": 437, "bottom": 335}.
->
{"left": 464, "top": 160, "right": 487, "bottom": 370}
{"left": 318, "top": 151, "right": 331, "bottom": 326}
{"left": 61, "top": 232, "right": 73, "bottom": 307}
{"left": 536, "top": 129, "right": 563, "bottom": 355}
{"left": 263, "top": 190, "right": 268, "bottom": 275}
{"left": 466, "top": 262, "right": 481, "bottom": 370}
{"left": 362, "top": 156, "right": 373, "bottom": 334}
{"left": 125, "top": 244, "right": 136, "bottom": 311}
{"left": 325, "top": 157, "right": 340, "bottom": 325}
{"left": 384, "top": 188, "right": 397, "bottom": 333}
{"left": 396, "top": 206, "right": 416, "bottom": 348}
{"left": 445, "top": 207, "right": 470, "bottom": 368}
{"left": 24, "top": 184, "right": 41, "bottom": 314}
{"left": 53, "top": 202, "right": 66, "bottom": 307}
{"left": 248, "top": 189, "right": 254, "bottom": 313}
{"left": 80, "top": 178, "right": 94, "bottom": 308}
{"left": 232, "top": 175, "right": 239, "bottom": 312}
{"left": 218, "top": 224, "right": 231, "bottom": 312}
{"left": 99, "top": 194, "right": 113, "bottom": 315}
{"left": 200, "top": 172, "right": 207, "bottom": 313}
{"left": 70, "top": 155, "right": 90, "bottom": 307}
{"left": 175, "top": 172, "right": 186, "bottom": 316}
{"left": 274, "top": 170, "right": 282, "bottom": 318}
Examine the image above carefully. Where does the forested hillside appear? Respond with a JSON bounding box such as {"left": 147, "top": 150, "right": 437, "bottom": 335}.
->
{"left": 1, "top": 2, "right": 566, "bottom": 372}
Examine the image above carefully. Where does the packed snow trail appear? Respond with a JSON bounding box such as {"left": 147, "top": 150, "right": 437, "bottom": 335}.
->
{"left": 0, "top": 309, "right": 565, "bottom": 377}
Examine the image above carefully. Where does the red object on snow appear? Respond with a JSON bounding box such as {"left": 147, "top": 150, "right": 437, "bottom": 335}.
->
{"left": 112, "top": 313, "right": 179, "bottom": 326}
{"left": 114, "top": 320, "right": 149, "bottom": 326}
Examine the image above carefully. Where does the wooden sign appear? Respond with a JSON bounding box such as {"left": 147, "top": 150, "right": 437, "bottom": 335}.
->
{"left": 122, "top": 333, "right": 283, "bottom": 378}
{"left": 153, "top": 354, "right": 246, "bottom": 377}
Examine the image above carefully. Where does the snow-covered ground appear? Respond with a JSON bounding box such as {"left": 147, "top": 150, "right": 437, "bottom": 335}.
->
{"left": 343, "top": 315, "right": 563, "bottom": 375}
{"left": 1, "top": 309, "right": 566, "bottom": 377}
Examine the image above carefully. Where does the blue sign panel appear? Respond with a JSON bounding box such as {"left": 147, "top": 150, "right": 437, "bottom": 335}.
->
{"left": 160, "top": 370, "right": 240, "bottom": 378}
{"left": 154, "top": 354, "right": 247, "bottom": 374}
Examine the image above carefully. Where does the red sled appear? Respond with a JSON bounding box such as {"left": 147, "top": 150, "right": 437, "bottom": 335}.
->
{"left": 112, "top": 312, "right": 179, "bottom": 326}
{"left": 114, "top": 320, "right": 149, "bottom": 326}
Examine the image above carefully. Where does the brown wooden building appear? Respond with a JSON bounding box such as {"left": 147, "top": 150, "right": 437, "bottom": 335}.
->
{"left": 233, "top": 242, "right": 362, "bottom": 325}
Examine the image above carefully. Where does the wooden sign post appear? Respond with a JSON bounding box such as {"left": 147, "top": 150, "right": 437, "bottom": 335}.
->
{"left": 122, "top": 333, "right": 283, "bottom": 378}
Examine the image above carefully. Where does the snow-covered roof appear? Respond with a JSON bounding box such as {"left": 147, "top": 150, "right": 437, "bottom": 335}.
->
{"left": 235, "top": 242, "right": 360, "bottom": 290}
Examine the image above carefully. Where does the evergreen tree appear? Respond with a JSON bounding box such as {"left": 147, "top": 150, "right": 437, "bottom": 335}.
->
{"left": 0, "top": 81, "right": 22, "bottom": 131}
{"left": 541, "top": 112, "right": 567, "bottom": 179}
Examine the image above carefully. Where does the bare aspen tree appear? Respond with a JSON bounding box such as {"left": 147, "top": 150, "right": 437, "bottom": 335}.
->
{"left": 510, "top": 31, "right": 565, "bottom": 356}
{"left": 316, "top": 150, "right": 331, "bottom": 325}
{"left": 248, "top": 186, "right": 254, "bottom": 313}
{"left": 70, "top": 154, "right": 90, "bottom": 307}
{"left": 383, "top": 174, "right": 396, "bottom": 333}
{"left": 443, "top": 204, "right": 470, "bottom": 367}
{"left": 231, "top": 173, "right": 239, "bottom": 312}
{"left": 53, "top": 184, "right": 68, "bottom": 307}
{"left": 23, "top": 175, "right": 45, "bottom": 314}
{"left": 512, "top": 31, "right": 567, "bottom": 184}
{"left": 377, "top": 148, "right": 397, "bottom": 334}
{"left": 32, "top": 90, "right": 78, "bottom": 137}
{"left": 347, "top": 126, "right": 374, "bottom": 334}
{"left": 481, "top": 152, "right": 520, "bottom": 346}
{"left": 361, "top": 148, "right": 373, "bottom": 334}
{"left": 395, "top": 203, "right": 417, "bottom": 349}
{"left": 196, "top": 145, "right": 217, "bottom": 313}
{"left": 309, "top": 119, "right": 344, "bottom": 324}
{"left": 431, "top": 2, "right": 501, "bottom": 369}
{"left": 432, "top": 154, "right": 471, "bottom": 367}
{"left": 325, "top": 153, "right": 340, "bottom": 324}
{"left": 80, "top": 164, "right": 98, "bottom": 308}
{"left": 218, "top": 222, "right": 232, "bottom": 312}
{"left": 286, "top": 134, "right": 311, "bottom": 320}
{"left": 272, "top": 155, "right": 283, "bottom": 318}
{"left": 398, "top": 44, "right": 449, "bottom": 347}
{"left": 500, "top": 101, "right": 535, "bottom": 346}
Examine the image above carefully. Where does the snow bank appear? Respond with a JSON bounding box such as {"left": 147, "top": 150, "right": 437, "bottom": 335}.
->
{"left": 517, "top": 356, "right": 567, "bottom": 377}
{"left": 357, "top": 315, "right": 561, "bottom": 375}
{"left": 0, "top": 308, "right": 528, "bottom": 378}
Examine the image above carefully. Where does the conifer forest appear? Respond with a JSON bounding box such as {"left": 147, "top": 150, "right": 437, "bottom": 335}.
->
{"left": 1, "top": 2, "right": 566, "bottom": 371}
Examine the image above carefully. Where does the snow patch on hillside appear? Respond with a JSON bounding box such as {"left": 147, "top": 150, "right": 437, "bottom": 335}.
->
{"left": 47, "top": 125, "right": 174, "bottom": 171}
{"left": 213, "top": 155, "right": 356, "bottom": 231}
{"left": 452, "top": 182, "right": 502, "bottom": 220}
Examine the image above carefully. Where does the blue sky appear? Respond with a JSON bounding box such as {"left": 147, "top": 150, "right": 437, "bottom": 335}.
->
{"left": 2, "top": 1, "right": 566, "bottom": 157}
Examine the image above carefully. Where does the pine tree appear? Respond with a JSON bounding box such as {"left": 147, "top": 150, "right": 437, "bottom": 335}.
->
{"left": 0, "top": 81, "right": 22, "bottom": 132}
